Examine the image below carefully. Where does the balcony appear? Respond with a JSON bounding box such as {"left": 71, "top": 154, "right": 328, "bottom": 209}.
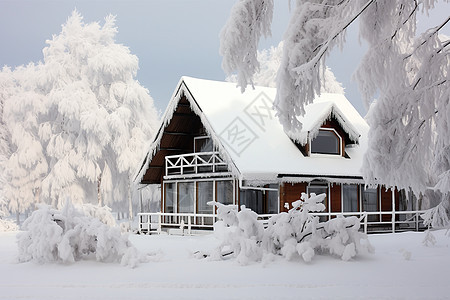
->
{"left": 165, "top": 151, "right": 229, "bottom": 178}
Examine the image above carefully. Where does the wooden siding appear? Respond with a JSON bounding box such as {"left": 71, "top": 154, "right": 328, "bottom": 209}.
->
{"left": 380, "top": 187, "right": 400, "bottom": 221}
{"left": 280, "top": 182, "right": 402, "bottom": 216}
{"left": 330, "top": 184, "right": 341, "bottom": 213}
{"left": 279, "top": 182, "right": 307, "bottom": 212}
{"left": 140, "top": 95, "right": 207, "bottom": 184}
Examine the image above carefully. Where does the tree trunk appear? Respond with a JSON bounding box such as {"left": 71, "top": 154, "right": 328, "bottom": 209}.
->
{"left": 97, "top": 174, "right": 102, "bottom": 206}
{"left": 128, "top": 180, "right": 133, "bottom": 221}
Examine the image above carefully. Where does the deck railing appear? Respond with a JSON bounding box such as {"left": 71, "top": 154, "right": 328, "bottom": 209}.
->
{"left": 165, "top": 151, "right": 228, "bottom": 177}
{"left": 137, "top": 210, "right": 426, "bottom": 235}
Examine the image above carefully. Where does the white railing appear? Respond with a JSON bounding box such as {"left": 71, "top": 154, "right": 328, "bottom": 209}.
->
{"left": 311, "top": 210, "right": 426, "bottom": 233}
{"left": 138, "top": 212, "right": 219, "bottom": 235}
{"left": 138, "top": 210, "right": 427, "bottom": 235}
{"left": 165, "top": 151, "right": 228, "bottom": 177}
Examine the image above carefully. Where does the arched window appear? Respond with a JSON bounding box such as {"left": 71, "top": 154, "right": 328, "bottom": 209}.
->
{"left": 311, "top": 129, "right": 341, "bottom": 155}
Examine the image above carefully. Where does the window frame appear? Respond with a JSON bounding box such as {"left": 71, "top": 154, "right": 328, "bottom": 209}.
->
{"left": 309, "top": 128, "right": 342, "bottom": 156}
{"left": 194, "top": 136, "right": 214, "bottom": 153}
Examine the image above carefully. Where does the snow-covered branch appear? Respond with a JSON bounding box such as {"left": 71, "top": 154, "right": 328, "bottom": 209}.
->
{"left": 220, "top": 0, "right": 274, "bottom": 92}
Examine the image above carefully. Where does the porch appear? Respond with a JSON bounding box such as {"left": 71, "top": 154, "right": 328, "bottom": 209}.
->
{"left": 137, "top": 210, "right": 427, "bottom": 235}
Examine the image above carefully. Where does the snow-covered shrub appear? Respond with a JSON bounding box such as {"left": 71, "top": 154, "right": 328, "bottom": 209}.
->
{"left": 208, "top": 193, "right": 373, "bottom": 265}
{"left": 268, "top": 193, "right": 372, "bottom": 262}
{"left": 78, "top": 203, "right": 117, "bottom": 227}
{"left": 208, "top": 202, "right": 265, "bottom": 265}
{"left": 17, "top": 201, "right": 147, "bottom": 267}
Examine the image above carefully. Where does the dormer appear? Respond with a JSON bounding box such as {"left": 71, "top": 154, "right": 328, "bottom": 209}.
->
{"left": 291, "top": 103, "right": 361, "bottom": 158}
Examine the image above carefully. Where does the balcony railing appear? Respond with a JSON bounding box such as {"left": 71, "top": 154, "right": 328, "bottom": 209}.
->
{"left": 165, "top": 151, "right": 229, "bottom": 177}
{"left": 137, "top": 210, "right": 427, "bottom": 235}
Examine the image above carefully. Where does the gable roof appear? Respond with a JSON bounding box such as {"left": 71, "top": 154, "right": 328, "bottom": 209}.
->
{"left": 136, "top": 76, "right": 369, "bottom": 184}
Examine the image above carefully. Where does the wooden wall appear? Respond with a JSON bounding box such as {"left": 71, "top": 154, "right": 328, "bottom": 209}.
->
{"left": 330, "top": 184, "right": 341, "bottom": 213}
{"left": 380, "top": 187, "right": 400, "bottom": 221}
{"left": 279, "top": 182, "right": 401, "bottom": 216}
{"left": 279, "top": 182, "right": 307, "bottom": 212}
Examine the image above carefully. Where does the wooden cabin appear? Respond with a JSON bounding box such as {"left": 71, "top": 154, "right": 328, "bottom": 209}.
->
{"left": 136, "top": 77, "right": 423, "bottom": 234}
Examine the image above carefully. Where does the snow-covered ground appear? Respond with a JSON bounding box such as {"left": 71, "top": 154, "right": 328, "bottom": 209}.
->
{"left": 0, "top": 230, "right": 449, "bottom": 300}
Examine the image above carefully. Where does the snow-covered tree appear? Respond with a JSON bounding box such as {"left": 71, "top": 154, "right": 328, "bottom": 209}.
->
{"left": 2, "top": 64, "right": 48, "bottom": 221}
{"left": 0, "top": 67, "right": 14, "bottom": 218}
{"left": 3, "top": 11, "right": 159, "bottom": 217}
{"left": 221, "top": 1, "right": 450, "bottom": 226}
{"left": 226, "top": 41, "right": 344, "bottom": 94}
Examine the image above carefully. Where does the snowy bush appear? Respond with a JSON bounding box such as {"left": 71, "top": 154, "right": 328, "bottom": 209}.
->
{"left": 78, "top": 203, "right": 117, "bottom": 227}
{"left": 17, "top": 201, "right": 147, "bottom": 267}
{"left": 208, "top": 202, "right": 265, "bottom": 265}
{"left": 208, "top": 193, "right": 373, "bottom": 265}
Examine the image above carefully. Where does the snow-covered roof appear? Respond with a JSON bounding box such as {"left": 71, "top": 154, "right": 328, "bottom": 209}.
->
{"left": 138, "top": 76, "right": 369, "bottom": 184}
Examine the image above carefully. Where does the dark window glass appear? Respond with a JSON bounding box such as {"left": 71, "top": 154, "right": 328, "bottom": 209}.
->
{"left": 165, "top": 183, "right": 176, "bottom": 213}
{"left": 343, "top": 184, "right": 358, "bottom": 212}
{"left": 178, "top": 182, "right": 194, "bottom": 213}
{"left": 311, "top": 130, "right": 340, "bottom": 155}
{"left": 195, "top": 137, "right": 213, "bottom": 152}
{"left": 240, "top": 189, "right": 264, "bottom": 214}
{"left": 362, "top": 187, "right": 378, "bottom": 222}
{"left": 266, "top": 184, "right": 279, "bottom": 214}
{"left": 216, "top": 181, "right": 233, "bottom": 205}
{"left": 197, "top": 181, "right": 213, "bottom": 214}
{"left": 362, "top": 187, "right": 378, "bottom": 212}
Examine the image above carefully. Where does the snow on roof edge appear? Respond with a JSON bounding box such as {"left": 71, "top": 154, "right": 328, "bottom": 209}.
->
{"left": 289, "top": 102, "right": 361, "bottom": 146}
{"left": 134, "top": 77, "right": 242, "bottom": 183}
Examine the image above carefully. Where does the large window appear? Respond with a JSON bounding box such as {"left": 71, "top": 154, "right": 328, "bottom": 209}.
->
{"left": 178, "top": 182, "right": 194, "bottom": 213}
{"left": 240, "top": 189, "right": 264, "bottom": 214}
{"left": 343, "top": 184, "right": 358, "bottom": 212}
{"left": 216, "top": 180, "right": 233, "bottom": 205}
{"left": 311, "top": 129, "right": 341, "bottom": 155}
{"left": 266, "top": 184, "right": 279, "bottom": 214}
{"left": 362, "top": 187, "right": 378, "bottom": 212}
{"left": 362, "top": 187, "right": 378, "bottom": 222}
{"left": 163, "top": 179, "right": 235, "bottom": 215}
{"left": 197, "top": 181, "right": 213, "bottom": 214}
{"left": 165, "top": 183, "right": 176, "bottom": 213}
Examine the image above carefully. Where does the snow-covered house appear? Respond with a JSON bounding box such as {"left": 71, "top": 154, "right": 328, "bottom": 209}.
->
{"left": 136, "top": 77, "right": 421, "bottom": 233}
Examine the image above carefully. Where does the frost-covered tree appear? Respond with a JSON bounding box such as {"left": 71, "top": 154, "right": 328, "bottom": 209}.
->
{"left": 3, "top": 11, "right": 159, "bottom": 217}
{"left": 0, "top": 67, "right": 14, "bottom": 217}
{"left": 226, "top": 41, "right": 344, "bottom": 94}
{"left": 2, "top": 65, "right": 48, "bottom": 221}
{"left": 221, "top": 1, "right": 450, "bottom": 226}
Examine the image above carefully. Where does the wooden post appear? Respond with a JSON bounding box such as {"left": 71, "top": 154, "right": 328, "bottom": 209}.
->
{"left": 391, "top": 187, "right": 395, "bottom": 233}
{"left": 364, "top": 212, "right": 368, "bottom": 234}
{"left": 157, "top": 213, "right": 162, "bottom": 234}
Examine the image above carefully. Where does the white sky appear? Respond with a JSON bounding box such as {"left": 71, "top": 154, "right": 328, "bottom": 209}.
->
{"left": 0, "top": 0, "right": 449, "bottom": 116}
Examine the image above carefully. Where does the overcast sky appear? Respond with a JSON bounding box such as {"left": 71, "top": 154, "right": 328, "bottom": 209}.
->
{"left": 1, "top": 1, "right": 449, "bottom": 116}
